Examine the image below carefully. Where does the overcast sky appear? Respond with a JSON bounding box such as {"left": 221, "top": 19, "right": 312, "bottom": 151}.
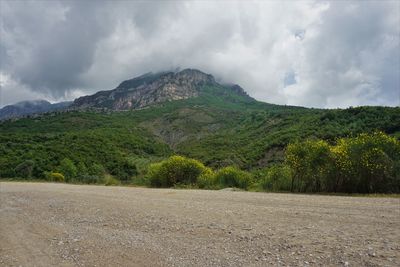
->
{"left": 0, "top": 0, "right": 399, "bottom": 108}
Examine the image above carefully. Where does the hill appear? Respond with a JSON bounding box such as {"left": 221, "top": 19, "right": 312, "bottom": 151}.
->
{"left": 0, "top": 100, "right": 71, "bottom": 120}
{"left": 1, "top": 69, "right": 399, "bottom": 181}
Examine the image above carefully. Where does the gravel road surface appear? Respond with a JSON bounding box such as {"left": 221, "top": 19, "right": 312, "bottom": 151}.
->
{"left": 1, "top": 182, "right": 399, "bottom": 266}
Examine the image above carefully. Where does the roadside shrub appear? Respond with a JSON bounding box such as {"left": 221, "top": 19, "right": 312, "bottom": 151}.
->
{"left": 259, "top": 164, "right": 292, "bottom": 191}
{"left": 197, "top": 168, "right": 216, "bottom": 189}
{"left": 58, "top": 158, "right": 77, "bottom": 182}
{"left": 146, "top": 155, "right": 209, "bottom": 187}
{"left": 109, "top": 160, "right": 137, "bottom": 182}
{"left": 88, "top": 163, "right": 106, "bottom": 177}
{"left": 103, "top": 174, "right": 120, "bottom": 186}
{"left": 286, "top": 140, "right": 332, "bottom": 192}
{"left": 214, "top": 166, "right": 252, "bottom": 189}
{"left": 46, "top": 172, "right": 65, "bottom": 182}
{"left": 80, "top": 174, "right": 102, "bottom": 184}
{"left": 14, "top": 160, "right": 35, "bottom": 179}
{"left": 331, "top": 131, "right": 400, "bottom": 193}
{"left": 285, "top": 132, "right": 400, "bottom": 193}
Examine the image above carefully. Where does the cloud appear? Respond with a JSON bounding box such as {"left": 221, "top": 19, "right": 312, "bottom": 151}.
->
{"left": 0, "top": 0, "right": 399, "bottom": 108}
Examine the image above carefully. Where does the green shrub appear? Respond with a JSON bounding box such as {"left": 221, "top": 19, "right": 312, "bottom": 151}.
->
{"left": 46, "top": 172, "right": 65, "bottom": 182}
{"left": 259, "top": 164, "right": 292, "bottom": 191}
{"left": 14, "top": 160, "right": 35, "bottom": 179}
{"left": 146, "top": 155, "right": 209, "bottom": 187}
{"left": 80, "top": 174, "right": 102, "bottom": 184}
{"left": 103, "top": 174, "right": 120, "bottom": 186}
{"left": 214, "top": 166, "right": 252, "bottom": 189}
{"left": 331, "top": 131, "right": 400, "bottom": 193}
{"left": 285, "top": 132, "right": 400, "bottom": 193}
{"left": 197, "top": 168, "right": 216, "bottom": 189}
{"left": 88, "top": 163, "right": 105, "bottom": 177}
{"left": 58, "top": 158, "right": 77, "bottom": 182}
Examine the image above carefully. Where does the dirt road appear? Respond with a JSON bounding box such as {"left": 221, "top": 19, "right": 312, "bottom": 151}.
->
{"left": 0, "top": 182, "right": 399, "bottom": 266}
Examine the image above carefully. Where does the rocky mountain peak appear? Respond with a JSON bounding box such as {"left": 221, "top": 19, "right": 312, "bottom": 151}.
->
{"left": 72, "top": 69, "right": 247, "bottom": 110}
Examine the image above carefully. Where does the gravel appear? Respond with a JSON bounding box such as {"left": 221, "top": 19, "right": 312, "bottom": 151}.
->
{"left": 0, "top": 182, "right": 399, "bottom": 266}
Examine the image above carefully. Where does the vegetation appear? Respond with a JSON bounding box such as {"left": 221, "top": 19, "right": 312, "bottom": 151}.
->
{"left": 255, "top": 164, "right": 292, "bottom": 192}
{"left": 1, "top": 84, "right": 399, "bottom": 193}
{"left": 286, "top": 132, "right": 400, "bottom": 193}
{"left": 146, "top": 156, "right": 210, "bottom": 187}
{"left": 143, "top": 132, "right": 400, "bottom": 193}
{"left": 45, "top": 172, "right": 65, "bottom": 182}
{"left": 213, "top": 166, "right": 252, "bottom": 189}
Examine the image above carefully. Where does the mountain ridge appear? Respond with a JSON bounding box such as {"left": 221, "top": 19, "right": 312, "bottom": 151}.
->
{"left": 0, "top": 100, "right": 72, "bottom": 120}
{"left": 1, "top": 69, "right": 399, "bottom": 181}
{"left": 72, "top": 69, "right": 252, "bottom": 110}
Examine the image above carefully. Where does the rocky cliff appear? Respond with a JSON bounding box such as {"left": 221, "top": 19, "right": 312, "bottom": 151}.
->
{"left": 72, "top": 69, "right": 219, "bottom": 110}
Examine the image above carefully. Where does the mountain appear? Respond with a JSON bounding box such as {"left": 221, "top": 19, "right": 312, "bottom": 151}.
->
{"left": 1, "top": 69, "right": 399, "bottom": 181}
{"left": 72, "top": 69, "right": 252, "bottom": 110}
{"left": 0, "top": 100, "right": 72, "bottom": 120}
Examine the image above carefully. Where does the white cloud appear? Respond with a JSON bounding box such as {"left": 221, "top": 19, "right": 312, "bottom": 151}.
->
{"left": 0, "top": 1, "right": 399, "bottom": 108}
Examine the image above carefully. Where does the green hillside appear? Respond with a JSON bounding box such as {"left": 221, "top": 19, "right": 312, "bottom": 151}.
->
{"left": 1, "top": 83, "right": 399, "bottom": 183}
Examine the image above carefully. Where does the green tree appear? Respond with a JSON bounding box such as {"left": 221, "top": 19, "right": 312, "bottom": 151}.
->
{"left": 14, "top": 160, "right": 35, "bottom": 179}
{"left": 286, "top": 140, "right": 334, "bottom": 192}
{"left": 285, "top": 142, "right": 309, "bottom": 192}
{"left": 259, "top": 164, "right": 292, "bottom": 191}
{"left": 332, "top": 132, "right": 400, "bottom": 193}
{"left": 58, "top": 158, "right": 77, "bottom": 182}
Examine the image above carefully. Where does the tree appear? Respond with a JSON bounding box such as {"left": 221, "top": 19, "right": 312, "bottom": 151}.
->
{"left": 285, "top": 142, "right": 304, "bottom": 192}
{"left": 286, "top": 132, "right": 400, "bottom": 193}
{"left": 259, "top": 164, "right": 292, "bottom": 192}
{"left": 332, "top": 132, "right": 400, "bottom": 193}
{"left": 58, "top": 158, "right": 77, "bottom": 182}
{"left": 14, "top": 160, "right": 35, "bottom": 179}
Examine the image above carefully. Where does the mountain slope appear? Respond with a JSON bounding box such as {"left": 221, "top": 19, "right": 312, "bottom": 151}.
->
{"left": 0, "top": 100, "right": 72, "bottom": 120}
{"left": 72, "top": 69, "right": 252, "bottom": 110}
{"left": 1, "top": 69, "right": 399, "bottom": 181}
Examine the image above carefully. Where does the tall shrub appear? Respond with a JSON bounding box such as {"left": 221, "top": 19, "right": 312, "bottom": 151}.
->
{"left": 214, "top": 166, "right": 252, "bottom": 189}
{"left": 147, "top": 155, "right": 210, "bottom": 187}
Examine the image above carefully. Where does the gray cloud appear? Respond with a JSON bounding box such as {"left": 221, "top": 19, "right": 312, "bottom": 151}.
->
{"left": 0, "top": 0, "right": 399, "bottom": 108}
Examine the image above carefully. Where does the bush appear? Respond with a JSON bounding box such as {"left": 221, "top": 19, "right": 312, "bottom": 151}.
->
{"left": 88, "top": 163, "right": 105, "bottom": 177}
{"left": 197, "top": 168, "right": 216, "bottom": 189}
{"left": 80, "top": 174, "right": 103, "bottom": 184}
{"left": 146, "top": 155, "right": 210, "bottom": 187}
{"left": 46, "top": 172, "right": 65, "bottom": 182}
{"left": 113, "top": 160, "right": 137, "bottom": 182}
{"left": 103, "top": 174, "right": 120, "bottom": 186}
{"left": 58, "top": 158, "right": 77, "bottom": 182}
{"left": 214, "top": 166, "right": 252, "bottom": 189}
{"left": 286, "top": 140, "right": 332, "bottom": 192}
{"left": 331, "top": 131, "right": 400, "bottom": 193}
{"left": 259, "top": 164, "right": 292, "bottom": 191}
{"left": 285, "top": 132, "right": 400, "bottom": 193}
{"left": 14, "top": 160, "right": 35, "bottom": 179}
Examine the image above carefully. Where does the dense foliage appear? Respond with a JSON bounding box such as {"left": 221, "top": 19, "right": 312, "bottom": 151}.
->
{"left": 213, "top": 166, "right": 252, "bottom": 189}
{"left": 286, "top": 132, "right": 400, "bottom": 193}
{"left": 1, "top": 84, "right": 399, "bottom": 191}
{"left": 142, "top": 132, "right": 399, "bottom": 193}
{"left": 146, "top": 155, "right": 210, "bottom": 187}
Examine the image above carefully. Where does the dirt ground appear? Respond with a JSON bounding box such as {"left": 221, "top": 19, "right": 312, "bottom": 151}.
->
{"left": 0, "top": 182, "right": 399, "bottom": 267}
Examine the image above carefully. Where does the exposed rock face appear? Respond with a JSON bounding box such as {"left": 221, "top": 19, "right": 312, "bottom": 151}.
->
{"left": 73, "top": 69, "right": 216, "bottom": 110}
